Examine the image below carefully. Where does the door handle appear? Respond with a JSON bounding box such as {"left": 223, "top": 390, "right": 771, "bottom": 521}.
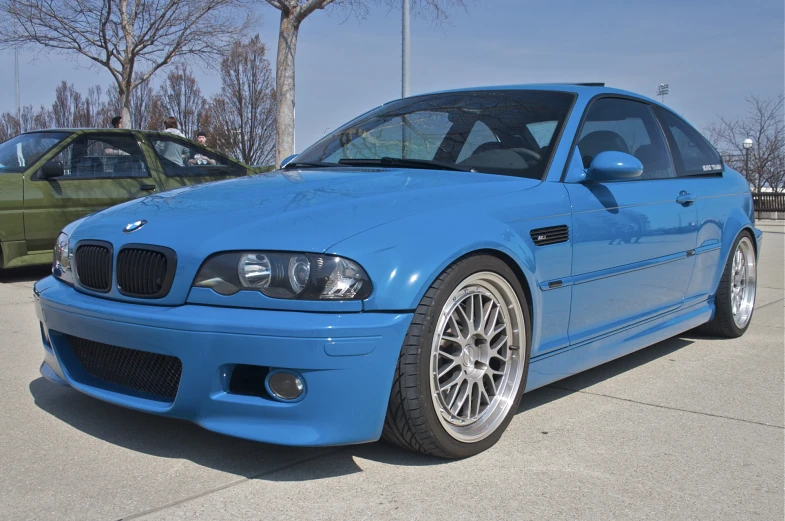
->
{"left": 676, "top": 191, "right": 696, "bottom": 205}
{"left": 140, "top": 184, "right": 156, "bottom": 192}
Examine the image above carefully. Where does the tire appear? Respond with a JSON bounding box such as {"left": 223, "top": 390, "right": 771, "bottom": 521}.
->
{"left": 698, "top": 232, "right": 757, "bottom": 338}
{"left": 382, "top": 255, "right": 531, "bottom": 459}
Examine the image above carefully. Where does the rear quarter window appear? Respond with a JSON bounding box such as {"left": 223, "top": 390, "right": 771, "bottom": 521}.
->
{"left": 653, "top": 106, "right": 723, "bottom": 176}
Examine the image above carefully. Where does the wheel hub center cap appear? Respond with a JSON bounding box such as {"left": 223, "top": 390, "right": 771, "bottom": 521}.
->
{"left": 462, "top": 345, "right": 477, "bottom": 367}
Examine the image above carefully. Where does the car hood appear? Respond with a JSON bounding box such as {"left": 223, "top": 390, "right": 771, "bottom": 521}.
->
{"left": 73, "top": 167, "right": 539, "bottom": 254}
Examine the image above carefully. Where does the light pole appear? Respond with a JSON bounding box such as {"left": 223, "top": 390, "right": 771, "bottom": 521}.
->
{"left": 743, "top": 138, "right": 753, "bottom": 182}
{"left": 402, "top": 0, "right": 410, "bottom": 98}
{"left": 657, "top": 83, "right": 669, "bottom": 104}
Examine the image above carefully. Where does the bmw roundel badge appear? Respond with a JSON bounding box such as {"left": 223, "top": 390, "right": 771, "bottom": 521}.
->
{"left": 123, "top": 220, "right": 147, "bottom": 233}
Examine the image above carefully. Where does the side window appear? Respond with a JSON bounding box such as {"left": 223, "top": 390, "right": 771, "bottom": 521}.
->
{"left": 456, "top": 121, "right": 497, "bottom": 162}
{"left": 152, "top": 136, "right": 240, "bottom": 176}
{"left": 54, "top": 135, "right": 149, "bottom": 179}
{"left": 578, "top": 98, "right": 675, "bottom": 180}
{"left": 653, "top": 106, "right": 723, "bottom": 176}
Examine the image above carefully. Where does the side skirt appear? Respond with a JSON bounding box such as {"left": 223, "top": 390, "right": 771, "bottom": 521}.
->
{"left": 524, "top": 299, "right": 713, "bottom": 392}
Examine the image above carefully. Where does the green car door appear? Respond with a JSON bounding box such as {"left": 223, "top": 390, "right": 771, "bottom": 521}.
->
{"left": 22, "top": 131, "right": 163, "bottom": 254}
{"left": 0, "top": 131, "right": 72, "bottom": 268}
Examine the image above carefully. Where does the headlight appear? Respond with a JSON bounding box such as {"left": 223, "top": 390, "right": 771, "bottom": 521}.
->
{"left": 194, "top": 252, "right": 372, "bottom": 300}
{"left": 52, "top": 232, "right": 74, "bottom": 285}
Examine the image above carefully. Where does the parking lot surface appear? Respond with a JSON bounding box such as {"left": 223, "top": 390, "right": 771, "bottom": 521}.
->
{"left": 1, "top": 222, "right": 782, "bottom": 521}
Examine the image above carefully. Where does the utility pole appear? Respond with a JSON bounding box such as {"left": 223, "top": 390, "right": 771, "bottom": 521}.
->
{"left": 402, "top": 0, "right": 410, "bottom": 98}
{"left": 657, "top": 83, "right": 669, "bottom": 105}
{"left": 14, "top": 43, "right": 20, "bottom": 118}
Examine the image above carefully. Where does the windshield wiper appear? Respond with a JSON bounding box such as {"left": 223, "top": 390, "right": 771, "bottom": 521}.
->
{"left": 283, "top": 161, "right": 341, "bottom": 169}
{"left": 338, "top": 157, "right": 474, "bottom": 172}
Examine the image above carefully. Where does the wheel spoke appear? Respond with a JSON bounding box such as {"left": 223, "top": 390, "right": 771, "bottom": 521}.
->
{"left": 490, "top": 334, "right": 508, "bottom": 353}
{"left": 484, "top": 305, "right": 500, "bottom": 336}
{"left": 454, "top": 380, "right": 470, "bottom": 416}
{"left": 438, "top": 358, "right": 459, "bottom": 378}
{"left": 456, "top": 305, "right": 472, "bottom": 334}
{"left": 482, "top": 373, "right": 497, "bottom": 394}
{"left": 440, "top": 371, "right": 463, "bottom": 393}
{"left": 448, "top": 315, "right": 465, "bottom": 340}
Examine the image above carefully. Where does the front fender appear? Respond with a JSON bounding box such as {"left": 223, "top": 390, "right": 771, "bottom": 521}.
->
{"left": 330, "top": 182, "right": 574, "bottom": 356}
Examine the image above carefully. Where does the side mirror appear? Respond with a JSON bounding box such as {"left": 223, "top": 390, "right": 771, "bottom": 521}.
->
{"left": 38, "top": 160, "right": 64, "bottom": 180}
{"left": 279, "top": 154, "right": 298, "bottom": 169}
{"left": 586, "top": 151, "right": 642, "bottom": 181}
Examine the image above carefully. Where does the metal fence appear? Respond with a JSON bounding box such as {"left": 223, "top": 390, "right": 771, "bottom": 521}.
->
{"left": 753, "top": 192, "right": 785, "bottom": 220}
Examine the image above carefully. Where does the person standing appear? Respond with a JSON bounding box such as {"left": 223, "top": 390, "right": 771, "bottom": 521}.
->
{"left": 111, "top": 116, "right": 122, "bottom": 128}
{"left": 155, "top": 117, "right": 188, "bottom": 166}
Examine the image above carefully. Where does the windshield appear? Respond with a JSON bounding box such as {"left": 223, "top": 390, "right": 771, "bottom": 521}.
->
{"left": 0, "top": 132, "right": 70, "bottom": 173}
{"left": 295, "top": 90, "right": 575, "bottom": 179}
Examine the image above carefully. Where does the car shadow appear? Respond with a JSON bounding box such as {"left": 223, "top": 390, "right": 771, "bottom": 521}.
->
{"left": 29, "top": 334, "right": 695, "bottom": 480}
{"left": 0, "top": 265, "right": 51, "bottom": 284}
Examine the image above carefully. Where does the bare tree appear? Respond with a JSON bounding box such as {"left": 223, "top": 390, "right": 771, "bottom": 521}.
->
{"left": 260, "top": 0, "right": 466, "bottom": 166}
{"left": 155, "top": 63, "right": 208, "bottom": 138}
{"left": 0, "top": 0, "right": 251, "bottom": 128}
{"left": 210, "top": 35, "right": 276, "bottom": 165}
{"left": 706, "top": 95, "right": 785, "bottom": 193}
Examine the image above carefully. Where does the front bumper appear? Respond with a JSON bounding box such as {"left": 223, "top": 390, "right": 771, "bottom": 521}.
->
{"left": 34, "top": 276, "right": 412, "bottom": 446}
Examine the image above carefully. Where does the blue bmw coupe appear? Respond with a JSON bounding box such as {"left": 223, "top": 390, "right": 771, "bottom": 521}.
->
{"left": 36, "top": 84, "right": 762, "bottom": 458}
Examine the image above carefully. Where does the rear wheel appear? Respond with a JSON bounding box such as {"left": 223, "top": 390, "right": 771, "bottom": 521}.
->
{"left": 383, "top": 255, "right": 530, "bottom": 458}
{"left": 699, "top": 232, "right": 757, "bottom": 338}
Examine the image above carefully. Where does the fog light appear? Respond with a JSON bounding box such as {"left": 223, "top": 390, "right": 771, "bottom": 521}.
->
{"left": 265, "top": 370, "right": 305, "bottom": 401}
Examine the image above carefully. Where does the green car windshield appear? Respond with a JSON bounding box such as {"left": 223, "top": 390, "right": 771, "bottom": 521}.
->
{"left": 0, "top": 132, "right": 70, "bottom": 173}
{"left": 294, "top": 90, "right": 576, "bottom": 179}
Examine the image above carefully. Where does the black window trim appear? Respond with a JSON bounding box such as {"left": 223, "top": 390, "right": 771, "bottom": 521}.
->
{"left": 31, "top": 131, "right": 153, "bottom": 182}
{"left": 560, "top": 93, "right": 687, "bottom": 183}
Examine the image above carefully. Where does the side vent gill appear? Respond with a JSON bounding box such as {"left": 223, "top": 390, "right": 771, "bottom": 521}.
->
{"left": 530, "top": 225, "right": 569, "bottom": 246}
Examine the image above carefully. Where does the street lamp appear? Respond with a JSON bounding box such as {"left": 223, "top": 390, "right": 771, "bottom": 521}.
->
{"left": 743, "top": 138, "right": 753, "bottom": 180}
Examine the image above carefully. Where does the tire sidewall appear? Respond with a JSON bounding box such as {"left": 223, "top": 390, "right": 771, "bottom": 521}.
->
{"left": 415, "top": 255, "right": 531, "bottom": 458}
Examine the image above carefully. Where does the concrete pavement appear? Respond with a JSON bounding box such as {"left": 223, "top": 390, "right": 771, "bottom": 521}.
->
{"left": 1, "top": 222, "right": 782, "bottom": 521}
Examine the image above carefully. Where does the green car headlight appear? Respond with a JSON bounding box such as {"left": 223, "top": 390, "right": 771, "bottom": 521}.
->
{"left": 193, "top": 252, "right": 372, "bottom": 300}
{"left": 52, "top": 231, "right": 74, "bottom": 285}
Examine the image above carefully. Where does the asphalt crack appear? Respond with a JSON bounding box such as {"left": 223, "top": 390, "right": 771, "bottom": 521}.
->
{"left": 548, "top": 385, "right": 784, "bottom": 430}
{"left": 117, "top": 447, "right": 347, "bottom": 521}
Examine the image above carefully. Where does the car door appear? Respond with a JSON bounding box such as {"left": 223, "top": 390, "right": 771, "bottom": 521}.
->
{"left": 652, "top": 105, "right": 730, "bottom": 304}
{"left": 565, "top": 97, "right": 698, "bottom": 345}
{"left": 22, "top": 132, "right": 159, "bottom": 253}
{"left": 0, "top": 171, "right": 24, "bottom": 265}
{"left": 145, "top": 133, "right": 248, "bottom": 191}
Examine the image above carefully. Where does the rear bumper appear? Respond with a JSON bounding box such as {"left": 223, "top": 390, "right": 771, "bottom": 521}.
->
{"left": 34, "top": 277, "right": 412, "bottom": 446}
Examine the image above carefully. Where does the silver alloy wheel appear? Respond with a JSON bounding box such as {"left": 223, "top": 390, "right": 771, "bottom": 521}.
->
{"left": 731, "top": 236, "right": 757, "bottom": 328}
{"left": 429, "top": 271, "right": 525, "bottom": 443}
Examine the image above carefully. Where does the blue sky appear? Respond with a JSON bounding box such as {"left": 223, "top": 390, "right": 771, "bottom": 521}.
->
{"left": 0, "top": 0, "right": 782, "bottom": 150}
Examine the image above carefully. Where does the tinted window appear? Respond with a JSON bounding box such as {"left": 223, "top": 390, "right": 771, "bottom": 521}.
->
{"left": 0, "top": 132, "right": 69, "bottom": 173}
{"left": 152, "top": 136, "right": 242, "bottom": 176}
{"left": 456, "top": 121, "right": 497, "bottom": 162}
{"left": 653, "top": 106, "right": 723, "bottom": 176}
{"left": 296, "top": 90, "right": 576, "bottom": 180}
{"left": 578, "top": 98, "right": 675, "bottom": 180}
{"left": 54, "top": 134, "right": 149, "bottom": 179}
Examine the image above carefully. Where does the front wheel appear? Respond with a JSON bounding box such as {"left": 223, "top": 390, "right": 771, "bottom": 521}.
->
{"left": 382, "top": 255, "right": 531, "bottom": 458}
{"left": 699, "top": 232, "right": 757, "bottom": 338}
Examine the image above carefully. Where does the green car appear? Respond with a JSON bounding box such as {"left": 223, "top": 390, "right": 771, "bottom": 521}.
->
{"left": 0, "top": 129, "right": 269, "bottom": 269}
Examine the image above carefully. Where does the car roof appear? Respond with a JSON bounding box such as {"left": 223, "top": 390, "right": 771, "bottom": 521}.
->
{"left": 395, "top": 83, "right": 665, "bottom": 107}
